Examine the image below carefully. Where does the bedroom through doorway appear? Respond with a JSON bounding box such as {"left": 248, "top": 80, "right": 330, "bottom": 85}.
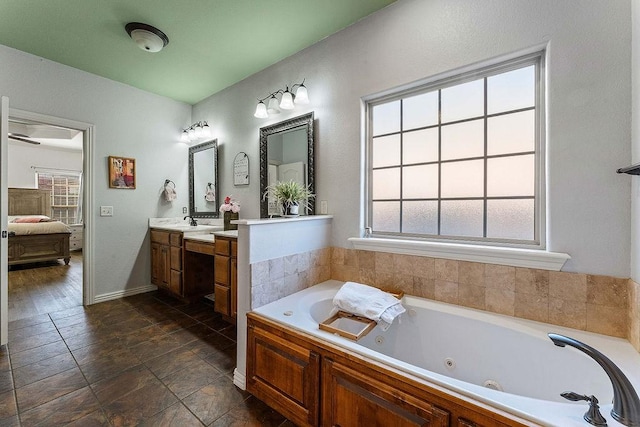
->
{"left": 7, "top": 118, "right": 84, "bottom": 322}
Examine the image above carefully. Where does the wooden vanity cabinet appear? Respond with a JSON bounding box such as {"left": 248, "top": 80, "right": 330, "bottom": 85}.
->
{"left": 150, "top": 229, "right": 182, "bottom": 297}
{"left": 247, "top": 314, "right": 531, "bottom": 427}
{"left": 214, "top": 236, "right": 237, "bottom": 322}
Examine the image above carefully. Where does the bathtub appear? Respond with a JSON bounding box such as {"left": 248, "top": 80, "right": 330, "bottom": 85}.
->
{"left": 251, "top": 280, "right": 640, "bottom": 427}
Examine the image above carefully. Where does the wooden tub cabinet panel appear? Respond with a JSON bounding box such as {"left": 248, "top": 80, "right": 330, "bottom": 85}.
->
{"left": 247, "top": 313, "right": 535, "bottom": 427}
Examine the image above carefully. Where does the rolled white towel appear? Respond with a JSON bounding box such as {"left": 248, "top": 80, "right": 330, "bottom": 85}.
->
{"left": 333, "top": 282, "right": 405, "bottom": 331}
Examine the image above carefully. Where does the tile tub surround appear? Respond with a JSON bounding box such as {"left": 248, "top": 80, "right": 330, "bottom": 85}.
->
{"left": 250, "top": 248, "right": 331, "bottom": 309}
{"left": 331, "top": 247, "right": 631, "bottom": 340}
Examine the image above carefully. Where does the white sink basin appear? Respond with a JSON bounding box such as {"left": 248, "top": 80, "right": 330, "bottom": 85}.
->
{"left": 153, "top": 224, "right": 221, "bottom": 234}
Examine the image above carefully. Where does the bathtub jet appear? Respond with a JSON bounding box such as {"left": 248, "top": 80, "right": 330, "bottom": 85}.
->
{"left": 549, "top": 333, "right": 640, "bottom": 427}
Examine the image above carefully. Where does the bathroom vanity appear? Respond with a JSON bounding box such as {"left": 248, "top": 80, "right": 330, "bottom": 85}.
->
{"left": 149, "top": 222, "right": 238, "bottom": 320}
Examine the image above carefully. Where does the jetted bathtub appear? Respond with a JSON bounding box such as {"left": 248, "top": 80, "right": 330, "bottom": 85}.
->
{"left": 251, "top": 280, "right": 640, "bottom": 426}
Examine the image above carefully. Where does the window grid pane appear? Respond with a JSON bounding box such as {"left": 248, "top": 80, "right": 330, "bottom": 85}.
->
{"left": 369, "top": 55, "right": 540, "bottom": 244}
{"left": 37, "top": 172, "right": 80, "bottom": 225}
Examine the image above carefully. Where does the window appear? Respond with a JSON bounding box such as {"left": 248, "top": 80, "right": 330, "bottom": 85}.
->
{"left": 37, "top": 172, "right": 81, "bottom": 225}
{"left": 366, "top": 52, "right": 543, "bottom": 246}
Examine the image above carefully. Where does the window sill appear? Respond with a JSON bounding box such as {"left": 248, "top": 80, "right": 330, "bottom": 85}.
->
{"left": 348, "top": 237, "right": 570, "bottom": 271}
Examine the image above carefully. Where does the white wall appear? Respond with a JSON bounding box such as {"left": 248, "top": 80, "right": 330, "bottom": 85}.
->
{"left": 632, "top": 0, "right": 640, "bottom": 282}
{"left": 7, "top": 142, "right": 82, "bottom": 188}
{"left": 0, "top": 44, "right": 192, "bottom": 298}
{"left": 194, "top": 0, "right": 632, "bottom": 277}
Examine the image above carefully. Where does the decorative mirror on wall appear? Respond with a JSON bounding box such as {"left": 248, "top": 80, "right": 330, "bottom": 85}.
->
{"left": 189, "top": 140, "right": 219, "bottom": 218}
{"left": 259, "top": 112, "right": 315, "bottom": 218}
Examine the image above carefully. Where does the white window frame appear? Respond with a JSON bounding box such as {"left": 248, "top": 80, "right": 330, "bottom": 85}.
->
{"left": 358, "top": 49, "right": 570, "bottom": 270}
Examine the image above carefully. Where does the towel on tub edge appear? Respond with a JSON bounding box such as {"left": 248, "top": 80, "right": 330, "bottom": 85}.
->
{"left": 333, "top": 281, "right": 406, "bottom": 331}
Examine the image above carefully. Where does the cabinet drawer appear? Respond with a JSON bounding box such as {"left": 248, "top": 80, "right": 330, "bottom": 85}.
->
{"left": 231, "top": 239, "right": 237, "bottom": 258}
{"left": 70, "top": 240, "right": 82, "bottom": 251}
{"left": 150, "top": 230, "right": 170, "bottom": 244}
{"left": 215, "top": 255, "right": 229, "bottom": 283}
{"left": 184, "top": 240, "right": 215, "bottom": 255}
{"left": 169, "top": 232, "right": 182, "bottom": 247}
{"left": 170, "top": 247, "right": 182, "bottom": 271}
{"left": 215, "top": 238, "right": 230, "bottom": 256}
{"left": 214, "top": 284, "right": 230, "bottom": 315}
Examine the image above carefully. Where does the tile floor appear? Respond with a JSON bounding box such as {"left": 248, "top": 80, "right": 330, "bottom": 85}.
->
{"left": 0, "top": 291, "right": 290, "bottom": 426}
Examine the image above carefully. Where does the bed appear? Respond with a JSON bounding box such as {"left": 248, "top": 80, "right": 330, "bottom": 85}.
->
{"left": 8, "top": 188, "right": 71, "bottom": 266}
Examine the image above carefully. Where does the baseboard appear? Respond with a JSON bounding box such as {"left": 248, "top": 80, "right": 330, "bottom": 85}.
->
{"left": 93, "top": 285, "right": 157, "bottom": 304}
{"left": 233, "top": 368, "right": 246, "bottom": 390}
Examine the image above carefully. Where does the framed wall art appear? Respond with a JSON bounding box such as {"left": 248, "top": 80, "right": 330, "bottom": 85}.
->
{"left": 233, "top": 151, "right": 249, "bottom": 186}
{"left": 108, "top": 156, "right": 136, "bottom": 189}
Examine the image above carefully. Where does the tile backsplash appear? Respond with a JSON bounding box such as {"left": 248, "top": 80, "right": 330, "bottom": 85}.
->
{"left": 250, "top": 246, "right": 638, "bottom": 350}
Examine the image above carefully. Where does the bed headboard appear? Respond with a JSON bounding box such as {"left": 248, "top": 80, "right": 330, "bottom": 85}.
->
{"left": 8, "top": 188, "right": 51, "bottom": 216}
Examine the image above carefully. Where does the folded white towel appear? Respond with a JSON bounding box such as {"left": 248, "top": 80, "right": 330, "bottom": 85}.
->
{"left": 333, "top": 282, "right": 405, "bottom": 331}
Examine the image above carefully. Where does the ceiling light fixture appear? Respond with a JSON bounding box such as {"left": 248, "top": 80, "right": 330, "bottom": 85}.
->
{"left": 254, "top": 79, "right": 310, "bottom": 119}
{"left": 125, "top": 22, "right": 169, "bottom": 53}
{"left": 180, "top": 121, "right": 211, "bottom": 144}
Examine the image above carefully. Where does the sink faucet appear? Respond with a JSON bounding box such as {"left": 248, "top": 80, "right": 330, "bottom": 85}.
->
{"left": 549, "top": 333, "right": 640, "bottom": 426}
{"left": 183, "top": 215, "right": 197, "bottom": 226}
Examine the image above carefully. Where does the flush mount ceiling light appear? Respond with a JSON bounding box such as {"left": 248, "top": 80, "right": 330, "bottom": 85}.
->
{"left": 125, "top": 22, "right": 169, "bottom": 53}
{"left": 254, "top": 79, "right": 310, "bottom": 119}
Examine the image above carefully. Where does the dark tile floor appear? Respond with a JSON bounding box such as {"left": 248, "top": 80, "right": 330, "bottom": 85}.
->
{"left": 0, "top": 291, "right": 290, "bottom": 426}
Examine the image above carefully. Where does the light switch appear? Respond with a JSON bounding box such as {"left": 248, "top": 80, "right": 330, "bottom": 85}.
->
{"left": 320, "top": 200, "right": 328, "bottom": 214}
{"left": 100, "top": 206, "right": 113, "bottom": 217}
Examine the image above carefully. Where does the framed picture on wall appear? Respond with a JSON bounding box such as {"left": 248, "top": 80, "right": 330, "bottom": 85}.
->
{"left": 108, "top": 156, "right": 136, "bottom": 189}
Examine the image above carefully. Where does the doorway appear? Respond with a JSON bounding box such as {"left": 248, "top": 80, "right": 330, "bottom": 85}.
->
{"left": 5, "top": 110, "right": 93, "bottom": 322}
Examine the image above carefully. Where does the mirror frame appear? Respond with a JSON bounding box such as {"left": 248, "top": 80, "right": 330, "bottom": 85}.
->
{"left": 259, "top": 112, "right": 315, "bottom": 218}
{"left": 189, "top": 139, "right": 219, "bottom": 218}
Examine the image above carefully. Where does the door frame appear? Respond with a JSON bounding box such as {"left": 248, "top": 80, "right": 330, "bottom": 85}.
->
{"left": 8, "top": 108, "right": 95, "bottom": 306}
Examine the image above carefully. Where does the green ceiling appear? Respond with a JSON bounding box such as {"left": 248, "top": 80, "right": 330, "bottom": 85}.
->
{"left": 0, "top": 0, "right": 396, "bottom": 104}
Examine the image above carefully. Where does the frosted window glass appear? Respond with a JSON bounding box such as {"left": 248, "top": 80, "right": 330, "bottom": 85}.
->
{"left": 487, "top": 155, "right": 534, "bottom": 197}
{"left": 487, "top": 199, "right": 534, "bottom": 240}
{"left": 403, "top": 128, "right": 438, "bottom": 164}
{"left": 441, "top": 119, "right": 484, "bottom": 160}
{"left": 372, "top": 135, "right": 401, "bottom": 168}
{"left": 488, "top": 66, "right": 535, "bottom": 114}
{"left": 372, "top": 168, "right": 400, "bottom": 199}
{"left": 403, "top": 91, "right": 438, "bottom": 130}
{"left": 403, "top": 165, "right": 438, "bottom": 199}
{"left": 441, "top": 79, "right": 484, "bottom": 123}
{"left": 372, "top": 101, "right": 400, "bottom": 136}
{"left": 441, "top": 200, "right": 484, "bottom": 237}
{"left": 487, "top": 110, "right": 535, "bottom": 156}
{"left": 441, "top": 160, "right": 484, "bottom": 198}
{"left": 372, "top": 201, "right": 400, "bottom": 232}
{"left": 402, "top": 201, "right": 438, "bottom": 234}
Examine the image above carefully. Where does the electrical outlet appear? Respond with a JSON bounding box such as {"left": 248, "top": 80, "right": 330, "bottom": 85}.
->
{"left": 100, "top": 206, "right": 113, "bottom": 217}
{"left": 182, "top": 207, "right": 188, "bottom": 214}
{"left": 320, "top": 200, "right": 328, "bottom": 214}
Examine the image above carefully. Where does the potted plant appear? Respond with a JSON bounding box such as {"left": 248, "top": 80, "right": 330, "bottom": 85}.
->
{"left": 263, "top": 180, "right": 315, "bottom": 216}
{"left": 219, "top": 195, "right": 240, "bottom": 230}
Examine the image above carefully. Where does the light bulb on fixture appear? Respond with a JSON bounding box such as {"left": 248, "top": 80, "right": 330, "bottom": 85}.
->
{"left": 180, "top": 130, "right": 190, "bottom": 143}
{"left": 194, "top": 123, "right": 203, "bottom": 139}
{"left": 201, "top": 121, "right": 211, "bottom": 138}
{"left": 254, "top": 101, "right": 268, "bottom": 118}
{"left": 188, "top": 126, "right": 196, "bottom": 141}
{"left": 267, "top": 96, "right": 281, "bottom": 115}
{"left": 294, "top": 83, "right": 309, "bottom": 105}
{"left": 280, "top": 87, "right": 295, "bottom": 110}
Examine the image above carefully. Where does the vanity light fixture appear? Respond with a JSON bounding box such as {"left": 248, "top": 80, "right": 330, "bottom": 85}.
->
{"left": 125, "top": 22, "right": 169, "bottom": 53}
{"left": 180, "top": 121, "right": 211, "bottom": 144}
{"left": 253, "top": 79, "right": 310, "bottom": 118}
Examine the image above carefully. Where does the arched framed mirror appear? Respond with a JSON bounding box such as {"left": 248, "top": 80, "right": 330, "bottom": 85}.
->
{"left": 189, "top": 139, "right": 219, "bottom": 218}
{"left": 259, "top": 112, "right": 315, "bottom": 218}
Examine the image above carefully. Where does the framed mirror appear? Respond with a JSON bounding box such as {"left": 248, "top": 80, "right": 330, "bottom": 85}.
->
{"left": 260, "top": 112, "right": 315, "bottom": 218}
{"left": 189, "top": 140, "right": 219, "bottom": 218}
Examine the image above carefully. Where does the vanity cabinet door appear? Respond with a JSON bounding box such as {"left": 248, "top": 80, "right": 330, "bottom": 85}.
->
{"left": 321, "top": 358, "right": 450, "bottom": 427}
{"left": 151, "top": 242, "right": 169, "bottom": 288}
{"left": 230, "top": 257, "right": 237, "bottom": 318}
{"left": 247, "top": 320, "right": 320, "bottom": 427}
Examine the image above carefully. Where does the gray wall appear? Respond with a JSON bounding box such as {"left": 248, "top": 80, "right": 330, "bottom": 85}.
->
{"left": 0, "top": 44, "right": 191, "bottom": 298}
{"left": 194, "top": 0, "right": 632, "bottom": 277}
{"left": 632, "top": 0, "right": 640, "bottom": 282}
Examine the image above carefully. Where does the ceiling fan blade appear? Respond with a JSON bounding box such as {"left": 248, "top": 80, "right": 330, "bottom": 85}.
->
{"left": 8, "top": 133, "right": 41, "bottom": 145}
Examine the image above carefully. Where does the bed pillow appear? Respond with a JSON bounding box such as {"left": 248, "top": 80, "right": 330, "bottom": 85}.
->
{"left": 11, "top": 215, "right": 52, "bottom": 223}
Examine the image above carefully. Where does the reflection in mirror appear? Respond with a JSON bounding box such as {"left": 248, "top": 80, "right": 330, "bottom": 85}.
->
{"left": 189, "top": 140, "right": 219, "bottom": 218}
{"left": 260, "top": 112, "right": 314, "bottom": 218}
